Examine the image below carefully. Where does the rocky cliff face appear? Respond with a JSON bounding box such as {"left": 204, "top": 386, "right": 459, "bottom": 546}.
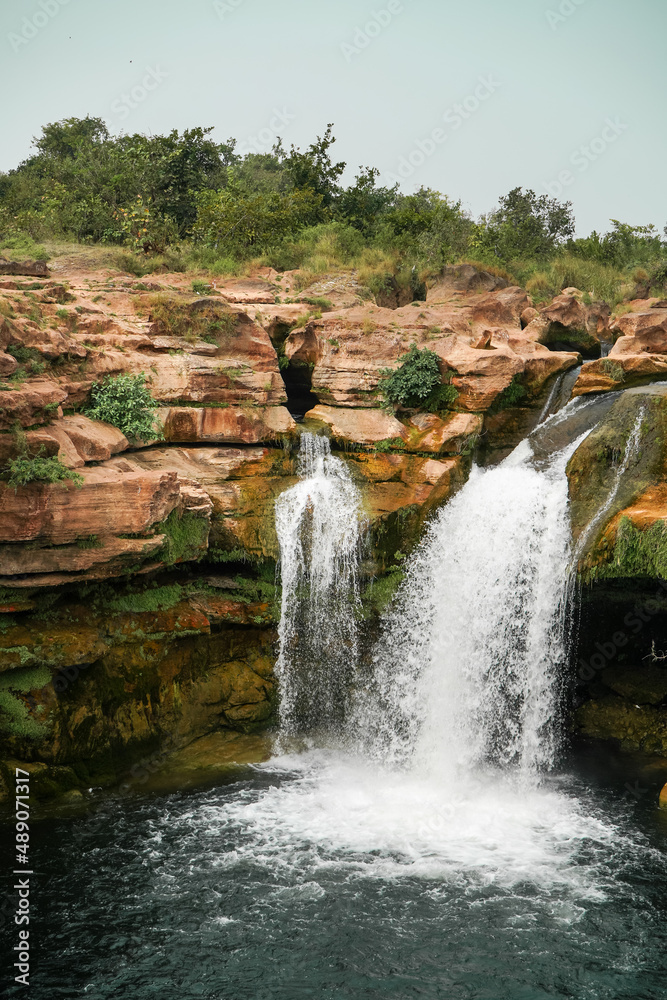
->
{"left": 1, "top": 260, "right": 664, "bottom": 801}
{"left": 567, "top": 385, "right": 667, "bottom": 754}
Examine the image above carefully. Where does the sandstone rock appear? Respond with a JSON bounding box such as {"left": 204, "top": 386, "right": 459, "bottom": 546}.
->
{"left": 305, "top": 404, "right": 409, "bottom": 445}
{"left": 660, "top": 783, "right": 667, "bottom": 809}
{"left": 427, "top": 264, "right": 508, "bottom": 302}
{"left": 58, "top": 415, "right": 129, "bottom": 461}
{"left": 0, "top": 535, "right": 165, "bottom": 580}
{"left": 161, "top": 405, "right": 297, "bottom": 445}
{"left": 521, "top": 307, "right": 539, "bottom": 327}
{"left": 0, "top": 381, "right": 66, "bottom": 431}
{"left": 0, "top": 352, "right": 18, "bottom": 377}
{"left": 573, "top": 355, "right": 667, "bottom": 396}
{"left": 407, "top": 412, "right": 483, "bottom": 453}
{"left": 218, "top": 279, "right": 276, "bottom": 305}
{"left": 0, "top": 462, "right": 204, "bottom": 545}
{"left": 0, "top": 259, "right": 49, "bottom": 277}
{"left": 538, "top": 290, "right": 610, "bottom": 355}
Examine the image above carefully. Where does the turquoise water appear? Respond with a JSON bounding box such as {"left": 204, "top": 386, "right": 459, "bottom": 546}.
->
{"left": 7, "top": 744, "right": 667, "bottom": 1000}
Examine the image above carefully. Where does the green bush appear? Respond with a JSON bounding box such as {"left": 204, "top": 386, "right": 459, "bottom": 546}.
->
{"left": 378, "top": 344, "right": 454, "bottom": 410}
{"left": 86, "top": 372, "right": 161, "bottom": 442}
{"left": 4, "top": 451, "right": 83, "bottom": 491}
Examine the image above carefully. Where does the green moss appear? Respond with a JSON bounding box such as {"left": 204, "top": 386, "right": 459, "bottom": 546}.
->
{"left": 102, "top": 583, "right": 185, "bottom": 614}
{"left": 0, "top": 665, "right": 52, "bottom": 739}
{"left": 490, "top": 375, "right": 528, "bottom": 413}
{"left": 360, "top": 568, "right": 405, "bottom": 618}
{"left": 159, "top": 509, "right": 210, "bottom": 565}
{"left": 590, "top": 517, "right": 667, "bottom": 581}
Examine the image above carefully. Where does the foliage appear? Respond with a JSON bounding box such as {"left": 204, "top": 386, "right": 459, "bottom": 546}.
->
{"left": 473, "top": 187, "right": 575, "bottom": 264}
{"left": 1, "top": 116, "right": 665, "bottom": 319}
{"left": 378, "top": 344, "right": 451, "bottom": 410}
{"left": 192, "top": 184, "right": 324, "bottom": 259}
{"left": 600, "top": 358, "right": 625, "bottom": 383}
{"left": 3, "top": 450, "right": 83, "bottom": 490}
{"left": 525, "top": 255, "right": 630, "bottom": 306}
{"left": 144, "top": 294, "right": 237, "bottom": 344}
{"left": 86, "top": 372, "right": 161, "bottom": 442}
{"left": 491, "top": 375, "right": 528, "bottom": 412}
{"left": 159, "top": 509, "right": 209, "bottom": 564}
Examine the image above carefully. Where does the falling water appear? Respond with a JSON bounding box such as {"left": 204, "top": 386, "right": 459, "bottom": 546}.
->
{"left": 356, "top": 423, "right": 582, "bottom": 779}
{"left": 275, "top": 433, "right": 364, "bottom": 733}
{"left": 569, "top": 404, "right": 646, "bottom": 570}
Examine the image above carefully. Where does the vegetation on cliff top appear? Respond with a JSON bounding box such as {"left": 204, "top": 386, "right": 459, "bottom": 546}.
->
{"left": 1, "top": 117, "right": 665, "bottom": 305}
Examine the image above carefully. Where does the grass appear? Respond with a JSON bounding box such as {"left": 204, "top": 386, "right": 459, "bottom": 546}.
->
{"left": 600, "top": 358, "right": 625, "bottom": 383}
{"left": 523, "top": 256, "right": 632, "bottom": 306}
{"left": 141, "top": 293, "right": 238, "bottom": 345}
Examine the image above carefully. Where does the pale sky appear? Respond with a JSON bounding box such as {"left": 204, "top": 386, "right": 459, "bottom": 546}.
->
{"left": 1, "top": 0, "right": 665, "bottom": 236}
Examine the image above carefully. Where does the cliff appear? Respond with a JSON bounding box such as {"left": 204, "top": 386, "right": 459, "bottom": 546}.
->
{"left": 2, "top": 258, "right": 666, "bottom": 801}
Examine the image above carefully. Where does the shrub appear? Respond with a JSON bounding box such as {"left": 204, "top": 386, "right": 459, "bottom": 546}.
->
{"left": 86, "top": 372, "right": 161, "bottom": 442}
{"left": 143, "top": 294, "right": 237, "bottom": 345}
{"left": 378, "top": 343, "right": 454, "bottom": 410}
{"left": 4, "top": 451, "right": 83, "bottom": 491}
{"left": 491, "top": 374, "right": 528, "bottom": 411}
{"left": 600, "top": 358, "right": 625, "bottom": 383}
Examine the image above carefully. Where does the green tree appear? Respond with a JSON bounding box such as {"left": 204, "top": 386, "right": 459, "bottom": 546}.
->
{"left": 475, "top": 186, "right": 575, "bottom": 263}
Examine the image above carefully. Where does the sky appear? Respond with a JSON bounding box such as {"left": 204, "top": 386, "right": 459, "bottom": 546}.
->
{"left": 1, "top": 0, "right": 665, "bottom": 236}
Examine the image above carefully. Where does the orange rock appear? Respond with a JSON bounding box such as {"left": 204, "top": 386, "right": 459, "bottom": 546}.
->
{"left": 161, "top": 405, "right": 297, "bottom": 445}
{"left": 407, "top": 412, "right": 483, "bottom": 453}
{"left": 0, "top": 351, "right": 18, "bottom": 377}
{"left": 0, "top": 462, "right": 204, "bottom": 545}
{"left": 0, "top": 380, "right": 67, "bottom": 430}
{"left": 305, "top": 404, "right": 409, "bottom": 445}
{"left": 660, "top": 783, "right": 667, "bottom": 809}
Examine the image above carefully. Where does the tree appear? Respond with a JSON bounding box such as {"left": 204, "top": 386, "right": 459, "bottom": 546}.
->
{"left": 282, "top": 124, "right": 346, "bottom": 210}
{"left": 476, "top": 186, "right": 575, "bottom": 263}
{"left": 335, "top": 166, "right": 397, "bottom": 235}
{"left": 33, "top": 116, "right": 109, "bottom": 159}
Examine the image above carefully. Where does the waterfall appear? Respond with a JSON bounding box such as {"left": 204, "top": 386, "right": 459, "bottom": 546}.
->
{"left": 355, "top": 433, "right": 580, "bottom": 779}
{"left": 275, "top": 433, "right": 364, "bottom": 734}
{"left": 274, "top": 399, "right": 627, "bottom": 784}
{"left": 569, "top": 404, "right": 646, "bottom": 570}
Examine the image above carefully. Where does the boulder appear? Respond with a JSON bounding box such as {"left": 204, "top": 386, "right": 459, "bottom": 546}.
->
{"left": 0, "top": 381, "right": 67, "bottom": 430}
{"left": 0, "top": 259, "right": 49, "bottom": 277}
{"left": 427, "top": 264, "right": 508, "bottom": 301}
{"left": 407, "top": 412, "right": 483, "bottom": 453}
{"left": 0, "top": 351, "right": 18, "bottom": 377}
{"left": 305, "top": 405, "right": 409, "bottom": 445}
{"left": 161, "top": 405, "right": 297, "bottom": 445}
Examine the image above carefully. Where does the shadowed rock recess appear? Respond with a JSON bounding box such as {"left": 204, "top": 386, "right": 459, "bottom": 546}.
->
{"left": 1, "top": 263, "right": 666, "bottom": 803}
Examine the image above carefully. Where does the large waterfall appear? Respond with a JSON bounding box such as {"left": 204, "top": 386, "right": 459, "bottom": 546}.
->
{"left": 359, "top": 438, "right": 576, "bottom": 778}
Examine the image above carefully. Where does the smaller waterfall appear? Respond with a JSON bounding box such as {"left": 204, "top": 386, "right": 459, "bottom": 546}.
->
{"left": 275, "top": 434, "right": 364, "bottom": 734}
{"left": 570, "top": 404, "right": 646, "bottom": 569}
